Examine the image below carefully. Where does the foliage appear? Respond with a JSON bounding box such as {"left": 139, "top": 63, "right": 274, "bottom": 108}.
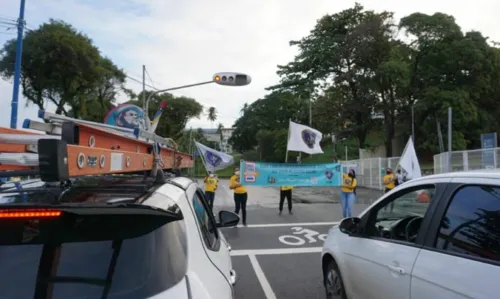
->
{"left": 206, "top": 106, "right": 217, "bottom": 123}
{"left": 128, "top": 91, "right": 203, "bottom": 140}
{"left": 232, "top": 3, "right": 500, "bottom": 161}
{"left": 0, "top": 19, "right": 126, "bottom": 118}
{"left": 255, "top": 129, "right": 289, "bottom": 162}
{"left": 230, "top": 91, "right": 309, "bottom": 152}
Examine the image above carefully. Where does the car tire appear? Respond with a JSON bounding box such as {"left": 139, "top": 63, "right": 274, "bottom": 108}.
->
{"left": 324, "top": 260, "right": 347, "bottom": 299}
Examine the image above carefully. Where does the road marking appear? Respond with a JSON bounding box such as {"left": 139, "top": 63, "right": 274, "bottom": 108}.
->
{"left": 248, "top": 254, "right": 277, "bottom": 299}
{"left": 231, "top": 247, "right": 323, "bottom": 256}
{"left": 235, "top": 221, "right": 338, "bottom": 228}
{"left": 278, "top": 226, "right": 329, "bottom": 246}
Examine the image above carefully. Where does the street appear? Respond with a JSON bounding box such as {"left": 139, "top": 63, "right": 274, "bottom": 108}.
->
{"left": 210, "top": 179, "right": 374, "bottom": 299}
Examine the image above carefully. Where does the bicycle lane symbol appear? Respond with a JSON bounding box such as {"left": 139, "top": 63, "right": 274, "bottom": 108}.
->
{"left": 278, "top": 226, "right": 328, "bottom": 246}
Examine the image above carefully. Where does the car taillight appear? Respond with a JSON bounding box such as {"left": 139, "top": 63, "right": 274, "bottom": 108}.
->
{"left": 0, "top": 209, "right": 62, "bottom": 218}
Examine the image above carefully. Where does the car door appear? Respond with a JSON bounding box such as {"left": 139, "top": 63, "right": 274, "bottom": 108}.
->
{"left": 191, "top": 189, "right": 234, "bottom": 287}
{"left": 410, "top": 178, "right": 500, "bottom": 299}
{"left": 341, "top": 181, "right": 446, "bottom": 299}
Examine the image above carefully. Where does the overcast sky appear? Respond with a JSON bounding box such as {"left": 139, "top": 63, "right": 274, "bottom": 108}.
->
{"left": 0, "top": 0, "right": 498, "bottom": 130}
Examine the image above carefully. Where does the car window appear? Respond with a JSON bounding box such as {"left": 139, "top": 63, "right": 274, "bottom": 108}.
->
{"left": 435, "top": 185, "right": 500, "bottom": 262}
{"left": 192, "top": 191, "right": 218, "bottom": 249}
{"left": 367, "top": 186, "right": 435, "bottom": 243}
{"left": 0, "top": 207, "right": 188, "bottom": 298}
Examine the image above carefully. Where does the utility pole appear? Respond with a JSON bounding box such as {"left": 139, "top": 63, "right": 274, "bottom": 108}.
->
{"left": 447, "top": 107, "right": 452, "bottom": 172}
{"left": 411, "top": 105, "right": 415, "bottom": 144}
{"left": 142, "top": 65, "right": 146, "bottom": 107}
{"left": 10, "top": 0, "right": 27, "bottom": 129}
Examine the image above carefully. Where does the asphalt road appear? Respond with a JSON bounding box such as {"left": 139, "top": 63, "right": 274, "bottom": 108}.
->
{"left": 209, "top": 179, "right": 373, "bottom": 299}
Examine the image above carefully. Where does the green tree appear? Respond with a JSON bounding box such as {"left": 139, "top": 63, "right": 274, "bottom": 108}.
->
{"left": 399, "top": 12, "right": 500, "bottom": 151}
{"left": 270, "top": 3, "right": 384, "bottom": 149}
{"left": 206, "top": 106, "right": 217, "bottom": 126}
{"left": 129, "top": 91, "right": 203, "bottom": 140}
{"left": 0, "top": 19, "right": 108, "bottom": 116}
{"left": 230, "top": 91, "right": 309, "bottom": 152}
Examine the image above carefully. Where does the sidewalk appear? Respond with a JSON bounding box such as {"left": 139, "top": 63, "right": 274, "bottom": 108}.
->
{"left": 210, "top": 179, "right": 382, "bottom": 207}
{"left": 291, "top": 186, "right": 383, "bottom": 205}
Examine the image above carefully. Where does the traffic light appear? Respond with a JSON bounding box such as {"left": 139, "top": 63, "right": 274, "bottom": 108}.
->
{"left": 213, "top": 72, "right": 251, "bottom": 86}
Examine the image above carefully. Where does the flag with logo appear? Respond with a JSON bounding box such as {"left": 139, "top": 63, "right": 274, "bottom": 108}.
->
{"left": 398, "top": 137, "right": 422, "bottom": 179}
{"left": 194, "top": 141, "right": 234, "bottom": 172}
{"left": 286, "top": 120, "right": 324, "bottom": 154}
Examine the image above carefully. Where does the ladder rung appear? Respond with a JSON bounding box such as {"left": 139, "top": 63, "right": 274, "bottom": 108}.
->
{"left": 0, "top": 134, "right": 60, "bottom": 145}
{"left": 0, "top": 153, "right": 39, "bottom": 166}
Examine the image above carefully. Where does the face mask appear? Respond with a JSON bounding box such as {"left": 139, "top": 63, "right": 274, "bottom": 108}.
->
{"left": 234, "top": 172, "right": 239, "bottom": 175}
{"left": 209, "top": 174, "right": 214, "bottom": 178}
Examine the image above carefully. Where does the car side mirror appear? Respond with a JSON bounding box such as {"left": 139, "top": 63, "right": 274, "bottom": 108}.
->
{"left": 339, "top": 217, "right": 361, "bottom": 236}
{"left": 217, "top": 210, "right": 240, "bottom": 228}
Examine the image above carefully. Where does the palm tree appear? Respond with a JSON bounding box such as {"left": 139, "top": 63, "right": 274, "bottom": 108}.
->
{"left": 240, "top": 103, "right": 248, "bottom": 115}
{"left": 206, "top": 106, "right": 218, "bottom": 127}
{"left": 217, "top": 123, "right": 224, "bottom": 151}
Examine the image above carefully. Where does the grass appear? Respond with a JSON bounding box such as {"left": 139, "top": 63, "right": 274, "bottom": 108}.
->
{"left": 302, "top": 133, "right": 435, "bottom": 172}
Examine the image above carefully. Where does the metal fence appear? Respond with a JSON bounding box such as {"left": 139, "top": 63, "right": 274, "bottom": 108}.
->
{"left": 433, "top": 147, "right": 500, "bottom": 174}
{"left": 341, "top": 157, "right": 400, "bottom": 190}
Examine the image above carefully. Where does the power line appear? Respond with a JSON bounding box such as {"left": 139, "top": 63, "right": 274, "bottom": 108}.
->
{"left": 144, "top": 67, "right": 156, "bottom": 89}
{"left": 125, "top": 74, "right": 158, "bottom": 90}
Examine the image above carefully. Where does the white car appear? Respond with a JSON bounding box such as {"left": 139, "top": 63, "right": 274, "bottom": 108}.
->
{"left": 0, "top": 175, "right": 239, "bottom": 298}
{"left": 321, "top": 170, "right": 500, "bottom": 299}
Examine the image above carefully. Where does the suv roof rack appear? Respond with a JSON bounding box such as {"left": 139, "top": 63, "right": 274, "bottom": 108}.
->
{"left": 0, "top": 112, "right": 193, "bottom": 182}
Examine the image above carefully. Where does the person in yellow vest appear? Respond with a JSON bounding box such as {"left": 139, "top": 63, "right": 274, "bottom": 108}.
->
{"left": 229, "top": 167, "right": 248, "bottom": 226}
{"left": 279, "top": 185, "right": 294, "bottom": 215}
{"left": 340, "top": 169, "right": 357, "bottom": 218}
{"left": 383, "top": 168, "right": 397, "bottom": 212}
{"left": 204, "top": 172, "right": 218, "bottom": 211}
{"left": 383, "top": 168, "right": 397, "bottom": 193}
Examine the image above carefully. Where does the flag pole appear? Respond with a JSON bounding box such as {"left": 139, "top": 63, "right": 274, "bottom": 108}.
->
{"left": 194, "top": 140, "right": 210, "bottom": 176}
{"left": 285, "top": 118, "right": 291, "bottom": 163}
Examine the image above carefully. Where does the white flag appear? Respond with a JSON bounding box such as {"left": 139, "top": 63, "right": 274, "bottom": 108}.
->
{"left": 398, "top": 137, "right": 422, "bottom": 179}
{"left": 195, "top": 141, "right": 234, "bottom": 172}
{"left": 286, "top": 120, "right": 324, "bottom": 154}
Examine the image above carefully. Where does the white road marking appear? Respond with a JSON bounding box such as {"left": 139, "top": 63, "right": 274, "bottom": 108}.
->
{"left": 248, "top": 254, "right": 277, "bottom": 299}
{"left": 231, "top": 247, "right": 323, "bottom": 256}
{"left": 235, "top": 221, "right": 338, "bottom": 228}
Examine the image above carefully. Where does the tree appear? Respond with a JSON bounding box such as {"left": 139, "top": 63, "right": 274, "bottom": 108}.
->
{"left": 129, "top": 91, "right": 203, "bottom": 140}
{"left": 68, "top": 57, "right": 129, "bottom": 122}
{"left": 206, "top": 106, "right": 217, "bottom": 126}
{"left": 270, "top": 3, "right": 386, "bottom": 149}
{"left": 399, "top": 12, "right": 500, "bottom": 151}
{"left": 0, "top": 19, "right": 110, "bottom": 116}
{"left": 230, "top": 91, "right": 309, "bottom": 152}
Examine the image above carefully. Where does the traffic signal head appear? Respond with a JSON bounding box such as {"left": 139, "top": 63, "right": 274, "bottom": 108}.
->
{"left": 213, "top": 72, "right": 251, "bottom": 86}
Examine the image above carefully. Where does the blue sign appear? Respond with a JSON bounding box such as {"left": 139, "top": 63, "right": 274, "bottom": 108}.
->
{"left": 239, "top": 160, "right": 342, "bottom": 187}
{"left": 481, "top": 133, "right": 497, "bottom": 169}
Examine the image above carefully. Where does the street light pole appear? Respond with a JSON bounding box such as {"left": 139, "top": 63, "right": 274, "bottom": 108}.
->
{"left": 143, "top": 80, "right": 214, "bottom": 131}
{"left": 10, "top": 0, "right": 27, "bottom": 129}
{"left": 142, "top": 72, "right": 252, "bottom": 131}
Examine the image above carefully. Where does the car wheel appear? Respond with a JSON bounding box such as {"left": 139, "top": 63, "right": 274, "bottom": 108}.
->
{"left": 324, "top": 260, "right": 347, "bottom": 299}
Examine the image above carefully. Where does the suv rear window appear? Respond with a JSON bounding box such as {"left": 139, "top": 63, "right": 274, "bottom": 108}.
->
{"left": 0, "top": 195, "right": 188, "bottom": 298}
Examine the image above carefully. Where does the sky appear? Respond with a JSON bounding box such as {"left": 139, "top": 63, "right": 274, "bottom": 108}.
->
{"left": 0, "top": 0, "right": 499, "bottom": 130}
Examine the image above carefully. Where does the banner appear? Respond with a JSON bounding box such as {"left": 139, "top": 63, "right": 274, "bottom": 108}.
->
{"left": 239, "top": 160, "right": 342, "bottom": 187}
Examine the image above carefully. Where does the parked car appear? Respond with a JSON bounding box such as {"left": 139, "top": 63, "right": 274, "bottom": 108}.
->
{"left": 321, "top": 170, "right": 500, "bottom": 299}
{"left": 0, "top": 175, "right": 239, "bottom": 298}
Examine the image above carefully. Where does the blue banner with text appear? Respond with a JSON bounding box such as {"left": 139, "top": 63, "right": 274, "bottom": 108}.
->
{"left": 239, "top": 160, "right": 342, "bottom": 187}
